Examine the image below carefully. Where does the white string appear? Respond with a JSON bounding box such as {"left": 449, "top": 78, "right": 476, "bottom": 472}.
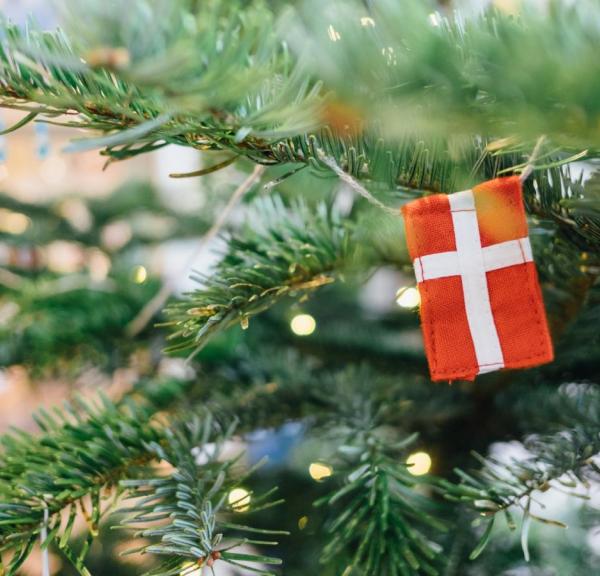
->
{"left": 317, "top": 150, "right": 399, "bottom": 216}
{"left": 519, "top": 135, "right": 546, "bottom": 183}
{"left": 125, "top": 164, "right": 266, "bottom": 337}
{"left": 40, "top": 500, "right": 50, "bottom": 576}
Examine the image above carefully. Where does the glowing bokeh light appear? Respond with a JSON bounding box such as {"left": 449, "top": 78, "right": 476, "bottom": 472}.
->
{"left": 309, "top": 462, "right": 333, "bottom": 481}
{"left": 290, "top": 314, "right": 316, "bottom": 336}
{"left": 396, "top": 286, "right": 421, "bottom": 309}
{"left": 132, "top": 265, "right": 148, "bottom": 284}
{"left": 228, "top": 488, "right": 251, "bottom": 512}
{"left": 406, "top": 451, "right": 432, "bottom": 476}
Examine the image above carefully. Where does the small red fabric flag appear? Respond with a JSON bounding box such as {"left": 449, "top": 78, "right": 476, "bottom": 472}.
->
{"left": 401, "top": 176, "right": 553, "bottom": 382}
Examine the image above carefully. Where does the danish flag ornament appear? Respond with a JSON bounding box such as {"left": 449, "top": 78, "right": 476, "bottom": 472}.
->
{"left": 401, "top": 176, "right": 553, "bottom": 382}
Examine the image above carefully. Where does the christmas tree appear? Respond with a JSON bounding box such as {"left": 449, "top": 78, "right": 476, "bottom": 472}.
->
{"left": 1, "top": 1, "right": 599, "bottom": 574}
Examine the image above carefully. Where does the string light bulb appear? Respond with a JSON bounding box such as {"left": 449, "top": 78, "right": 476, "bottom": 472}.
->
{"left": 396, "top": 286, "right": 421, "bottom": 309}
{"left": 406, "top": 451, "right": 432, "bottom": 476}
{"left": 0, "top": 209, "right": 29, "bottom": 234}
{"left": 132, "top": 265, "right": 147, "bottom": 284}
{"left": 309, "top": 462, "right": 333, "bottom": 481}
{"left": 88, "top": 249, "right": 111, "bottom": 282}
{"left": 290, "top": 314, "right": 316, "bottom": 336}
{"left": 228, "top": 487, "right": 251, "bottom": 512}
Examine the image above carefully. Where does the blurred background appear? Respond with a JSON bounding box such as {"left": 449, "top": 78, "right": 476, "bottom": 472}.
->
{"left": 0, "top": 1, "right": 598, "bottom": 575}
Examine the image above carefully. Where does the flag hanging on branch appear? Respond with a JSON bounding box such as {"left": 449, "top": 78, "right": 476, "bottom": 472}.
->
{"left": 402, "top": 176, "right": 554, "bottom": 382}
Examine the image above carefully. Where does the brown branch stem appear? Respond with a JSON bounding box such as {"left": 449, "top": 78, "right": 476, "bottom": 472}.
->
{"left": 125, "top": 164, "right": 266, "bottom": 337}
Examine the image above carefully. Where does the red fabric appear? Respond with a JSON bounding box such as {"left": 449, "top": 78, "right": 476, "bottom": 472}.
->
{"left": 418, "top": 275, "right": 478, "bottom": 378}
{"left": 487, "top": 263, "right": 551, "bottom": 369}
{"left": 401, "top": 176, "right": 554, "bottom": 382}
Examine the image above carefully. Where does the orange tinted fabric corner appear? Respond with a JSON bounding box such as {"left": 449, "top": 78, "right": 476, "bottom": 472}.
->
{"left": 473, "top": 176, "right": 528, "bottom": 247}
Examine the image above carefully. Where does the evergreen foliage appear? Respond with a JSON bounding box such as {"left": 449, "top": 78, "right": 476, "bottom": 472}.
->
{"left": 163, "top": 195, "right": 350, "bottom": 354}
{"left": 0, "top": 1, "right": 600, "bottom": 575}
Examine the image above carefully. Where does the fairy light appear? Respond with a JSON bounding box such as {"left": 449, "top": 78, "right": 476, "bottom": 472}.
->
{"left": 0, "top": 209, "right": 30, "bottom": 234}
{"left": 298, "top": 516, "right": 309, "bottom": 530}
{"left": 101, "top": 220, "right": 133, "bottom": 251}
{"left": 406, "top": 451, "right": 432, "bottom": 476}
{"left": 0, "top": 301, "right": 19, "bottom": 325}
{"left": 59, "top": 198, "right": 92, "bottom": 233}
{"left": 309, "top": 462, "right": 333, "bottom": 481}
{"left": 327, "top": 24, "right": 341, "bottom": 42}
{"left": 132, "top": 265, "right": 148, "bottom": 284}
{"left": 88, "top": 249, "right": 111, "bottom": 282}
{"left": 46, "top": 241, "right": 83, "bottom": 274}
{"left": 360, "top": 16, "right": 375, "bottom": 27}
{"left": 290, "top": 314, "right": 316, "bottom": 336}
{"left": 228, "top": 488, "right": 251, "bottom": 512}
{"left": 396, "top": 286, "right": 421, "bottom": 309}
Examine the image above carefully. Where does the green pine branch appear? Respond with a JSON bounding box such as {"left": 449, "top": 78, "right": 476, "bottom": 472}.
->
{"left": 294, "top": 367, "right": 449, "bottom": 576}
{"left": 3, "top": 1, "right": 600, "bottom": 183}
{"left": 1, "top": 343, "right": 597, "bottom": 574}
{"left": 0, "top": 271, "right": 160, "bottom": 372}
{"left": 0, "top": 388, "right": 170, "bottom": 573}
{"left": 0, "top": 1, "right": 318, "bottom": 163}
{"left": 317, "top": 432, "right": 446, "bottom": 576}
{"left": 437, "top": 384, "right": 600, "bottom": 562}
{"left": 0, "top": 383, "right": 285, "bottom": 575}
{"left": 118, "top": 415, "right": 285, "bottom": 576}
{"left": 288, "top": 0, "right": 600, "bottom": 147}
{"left": 163, "top": 195, "right": 351, "bottom": 353}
